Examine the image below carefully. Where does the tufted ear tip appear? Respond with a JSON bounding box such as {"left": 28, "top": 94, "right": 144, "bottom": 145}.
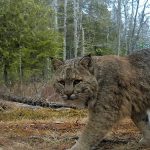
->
{"left": 51, "top": 58, "right": 64, "bottom": 70}
{"left": 79, "top": 54, "right": 92, "bottom": 69}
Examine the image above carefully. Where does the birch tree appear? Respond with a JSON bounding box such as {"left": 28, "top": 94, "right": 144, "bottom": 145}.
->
{"left": 81, "top": 27, "right": 85, "bottom": 56}
{"left": 131, "top": 0, "right": 149, "bottom": 51}
{"left": 53, "top": 0, "right": 58, "bottom": 30}
{"left": 117, "top": 0, "right": 150, "bottom": 54}
{"left": 73, "top": 0, "right": 78, "bottom": 57}
{"left": 63, "top": 0, "right": 67, "bottom": 60}
{"left": 77, "top": 0, "right": 85, "bottom": 56}
{"left": 128, "top": 0, "right": 140, "bottom": 52}
{"left": 122, "top": 0, "right": 129, "bottom": 54}
{"left": 117, "top": 0, "right": 121, "bottom": 56}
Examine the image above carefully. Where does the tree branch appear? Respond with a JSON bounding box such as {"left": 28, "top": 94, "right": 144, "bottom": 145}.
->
{"left": 0, "top": 92, "right": 76, "bottom": 109}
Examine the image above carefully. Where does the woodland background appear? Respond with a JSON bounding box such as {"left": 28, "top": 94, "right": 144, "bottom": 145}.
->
{"left": 0, "top": 1, "right": 150, "bottom": 149}
{"left": 0, "top": 0, "right": 150, "bottom": 94}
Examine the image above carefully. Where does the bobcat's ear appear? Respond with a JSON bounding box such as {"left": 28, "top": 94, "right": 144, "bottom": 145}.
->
{"left": 79, "top": 54, "right": 92, "bottom": 69}
{"left": 51, "top": 58, "right": 64, "bottom": 70}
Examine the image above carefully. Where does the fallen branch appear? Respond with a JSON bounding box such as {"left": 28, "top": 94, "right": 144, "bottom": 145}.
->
{"left": 0, "top": 92, "right": 76, "bottom": 109}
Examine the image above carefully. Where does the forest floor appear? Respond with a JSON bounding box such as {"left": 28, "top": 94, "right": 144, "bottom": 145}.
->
{"left": 0, "top": 100, "right": 150, "bottom": 150}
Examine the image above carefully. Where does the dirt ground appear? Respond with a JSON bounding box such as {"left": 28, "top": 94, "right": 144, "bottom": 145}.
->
{"left": 0, "top": 101, "right": 150, "bottom": 150}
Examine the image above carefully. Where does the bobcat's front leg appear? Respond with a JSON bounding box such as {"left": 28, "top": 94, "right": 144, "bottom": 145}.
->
{"left": 69, "top": 106, "right": 121, "bottom": 150}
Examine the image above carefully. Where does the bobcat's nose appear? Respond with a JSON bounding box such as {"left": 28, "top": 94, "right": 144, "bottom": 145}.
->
{"left": 64, "top": 89, "right": 73, "bottom": 98}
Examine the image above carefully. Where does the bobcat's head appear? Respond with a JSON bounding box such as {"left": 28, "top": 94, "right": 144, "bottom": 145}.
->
{"left": 52, "top": 55, "right": 98, "bottom": 109}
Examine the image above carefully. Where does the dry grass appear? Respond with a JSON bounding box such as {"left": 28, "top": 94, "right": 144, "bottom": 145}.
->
{"left": 0, "top": 102, "right": 87, "bottom": 150}
{"left": 0, "top": 101, "right": 150, "bottom": 150}
{"left": 0, "top": 107, "right": 87, "bottom": 121}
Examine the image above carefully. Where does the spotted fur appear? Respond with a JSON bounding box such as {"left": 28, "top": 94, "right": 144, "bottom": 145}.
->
{"left": 52, "top": 49, "right": 150, "bottom": 150}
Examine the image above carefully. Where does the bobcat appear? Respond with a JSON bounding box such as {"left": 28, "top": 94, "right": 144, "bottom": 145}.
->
{"left": 52, "top": 49, "right": 150, "bottom": 150}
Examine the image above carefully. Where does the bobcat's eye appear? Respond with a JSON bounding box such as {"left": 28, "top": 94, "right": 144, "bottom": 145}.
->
{"left": 73, "top": 79, "right": 82, "bottom": 85}
{"left": 58, "top": 80, "right": 65, "bottom": 86}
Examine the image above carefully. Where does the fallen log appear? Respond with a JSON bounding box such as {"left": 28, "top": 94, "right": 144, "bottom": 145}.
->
{"left": 0, "top": 92, "right": 76, "bottom": 109}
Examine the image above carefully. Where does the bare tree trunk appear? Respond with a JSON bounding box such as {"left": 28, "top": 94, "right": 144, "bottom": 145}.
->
{"left": 63, "top": 0, "right": 67, "bottom": 60}
{"left": 132, "top": 0, "right": 149, "bottom": 50}
{"left": 106, "top": 28, "right": 109, "bottom": 43}
{"left": 130, "top": 0, "right": 140, "bottom": 52}
{"left": 117, "top": 0, "right": 121, "bottom": 56}
{"left": 78, "top": 0, "right": 85, "bottom": 56}
{"left": 54, "top": 0, "right": 58, "bottom": 31}
{"left": 81, "top": 27, "right": 85, "bottom": 56}
{"left": 46, "top": 57, "right": 52, "bottom": 80}
{"left": 19, "top": 48, "right": 23, "bottom": 96}
{"left": 123, "top": 0, "right": 128, "bottom": 55}
{"left": 73, "top": 0, "right": 78, "bottom": 58}
{"left": 77, "top": 0, "right": 80, "bottom": 46}
{"left": 127, "top": 0, "right": 135, "bottom": 53}
{"left": 128, "top": 0, "right": 148, "bottom": 53}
